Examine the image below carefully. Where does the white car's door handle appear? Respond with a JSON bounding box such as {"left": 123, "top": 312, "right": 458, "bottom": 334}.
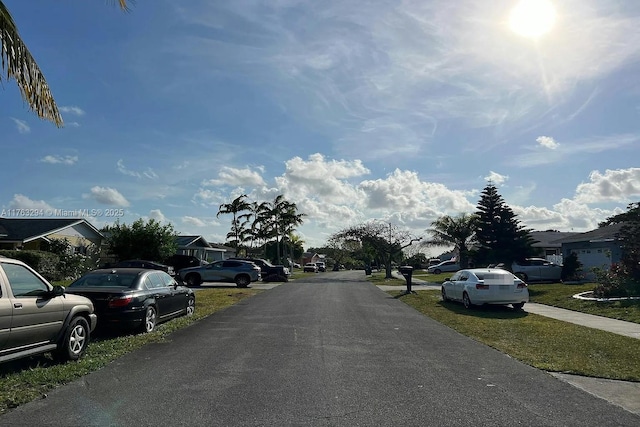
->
{"left": 14, "top": 303, "right": 23, "bottom": 309}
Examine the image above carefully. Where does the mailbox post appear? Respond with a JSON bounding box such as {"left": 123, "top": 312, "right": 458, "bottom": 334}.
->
{"left": 398, "top": 265, "right": 414, "bottom": 293}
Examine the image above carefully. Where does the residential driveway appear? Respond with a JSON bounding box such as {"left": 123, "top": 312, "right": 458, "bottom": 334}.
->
{"left": 1, "top": 270, "right": 638, "bottom": 426}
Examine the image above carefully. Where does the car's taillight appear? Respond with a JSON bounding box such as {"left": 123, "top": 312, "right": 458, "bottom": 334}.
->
{"left": 108, "top": 296, "right": 133, "bottom": 308}
{"left": 476, "top": 284, "right": 490, "bottom": 290}
{"left": 517, "top": 283, "right": 527, "bottom": 288}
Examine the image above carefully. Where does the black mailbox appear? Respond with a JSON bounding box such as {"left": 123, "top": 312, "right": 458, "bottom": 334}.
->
{"left": 399, "top": 265, "right": 414, "bottom": 293}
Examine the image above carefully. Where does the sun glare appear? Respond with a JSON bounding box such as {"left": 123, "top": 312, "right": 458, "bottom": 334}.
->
{"left": 509, "top": 0, "right": 557, "bottom": 39}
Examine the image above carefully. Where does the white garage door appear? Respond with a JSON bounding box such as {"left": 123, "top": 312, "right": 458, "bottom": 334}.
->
{"left": 574, "top": 249, "right": 611, "bottom": 278}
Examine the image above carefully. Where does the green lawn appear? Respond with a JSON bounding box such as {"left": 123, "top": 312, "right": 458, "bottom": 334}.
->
{"left": 528, "top": 283, "right": 640, "bottom": 324}
{"left": 391, "top": 290, "right": 640, "bottom": 381}
{"left": 0, "top": 288, "right": 259, "bottom": 415}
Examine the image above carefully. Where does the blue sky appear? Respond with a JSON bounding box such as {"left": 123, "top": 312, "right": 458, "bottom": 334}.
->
{"left": 1, "top": 0, "right": 639, "bottom": 253}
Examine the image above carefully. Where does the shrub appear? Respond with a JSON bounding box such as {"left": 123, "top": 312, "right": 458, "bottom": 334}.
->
{"left": 592, "top": 263, "right": 640, "bottom": 298}
{"left": 561, "top": 252, "right": 584, "bottom": 281}
{"left": 0, "top": 250, "right": 60, "bottom": 280}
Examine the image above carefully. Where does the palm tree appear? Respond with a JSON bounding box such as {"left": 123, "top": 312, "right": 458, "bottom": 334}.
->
{"left": 279, "top": 206, "right": 305, "bottom": 265}
{"left": 252, "top": 195, "right": 304, "bottom": 263}
{"left": 0, "top": 1, "right": 129, "bottom": 126}
{"left": 423, "top": 213, "right": 477, "bottom": 268}
{"left": 217, "top": 194, "right": 251, "bottom": 254}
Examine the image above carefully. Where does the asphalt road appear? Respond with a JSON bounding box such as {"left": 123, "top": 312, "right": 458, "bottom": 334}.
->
{"left": 1, "top": 270, "right": 639, "bottom": 426}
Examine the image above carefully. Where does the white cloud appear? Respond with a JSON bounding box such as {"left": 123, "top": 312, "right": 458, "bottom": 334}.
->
{"left": 117, "top": 159, "right": 158, "bottom": 180}
{"left": 182, "top": 216, "right": 208, "bottom": 227}
{"left": 85, "top": 186, "right": 130, "bottom": 207}
{"left": 149, "top": 209, "right": 168, "bottom": 223}
{"left": 40, "top": 155, "right": 78, "bottom": 165}
{"left": 7, "top": 194, "right": 54, "bottom": 211}
{"left": 484, "top": 171, "right": 509, "bottom": 185}
{"left": 274, "top": 154, "right": 370, "bottom": 205}
{"left": 59, "top": 106, "right": 86, "bottom": 116}
{"left": 10, "top": 118, "right": 30, "bottom": 134}
{"left": 192, "top": 188, "right": 223, "bottom": 206}
{"left": 574, "top": 168, "right": 640, "bottom": 203}
{"left": 536, "top": 136, "right": 559, "bottom": 149}
{"left": 202, "top": 166, "right": 266, "bottom": 187}
{"left": 513, "top": 133, "right": 639, "bottom": 167}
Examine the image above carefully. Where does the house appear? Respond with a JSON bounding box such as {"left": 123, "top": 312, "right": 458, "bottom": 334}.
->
{"left": 0, "top": 218, "right": 103, "bottom": 257}
{"left": 301, "top": 251, "right": 320, "bottom": 266}
{"left": 554, "top": 223, "right": 624, "bottom": 280}
{"left": 529, "top": 231, "right": 581, "bottom": 257}
{"left": 174, "top": 235, "right": 236, "bottom": 262}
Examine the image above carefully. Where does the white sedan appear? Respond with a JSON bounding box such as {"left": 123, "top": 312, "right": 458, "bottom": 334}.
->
{"left": 427, "top": 260, "right": 460, "bottom": 274}
{"left": 441, "top": 268, "right": 529, "bottom": 310}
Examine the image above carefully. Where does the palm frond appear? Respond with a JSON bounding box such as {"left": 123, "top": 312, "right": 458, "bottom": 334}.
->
{"left": 0, "top": 1, "right": 63, "bottom": 126}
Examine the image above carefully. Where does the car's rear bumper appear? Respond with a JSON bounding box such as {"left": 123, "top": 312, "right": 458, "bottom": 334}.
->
{"left": 95, "top": 308, "right": 145, "bottom": 329}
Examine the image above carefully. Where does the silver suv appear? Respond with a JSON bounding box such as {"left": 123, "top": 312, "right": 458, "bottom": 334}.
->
{"left": 0, "top": 256, "right": 97, "bottom": 363}
{"left": 511, "top": 258, "right": 562, "bottom": 282}
{"left": 178, "top": 259, "right": 261, "bottom": 288}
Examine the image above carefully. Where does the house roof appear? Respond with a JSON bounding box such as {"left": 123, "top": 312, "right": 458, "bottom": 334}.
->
{"left": 209, "top": 243, "right": 235, "bottom": 251}
{"left": 173, "top": 235, "right": 235, "bottom": 252}
{"left": 175, "top": 235, "right": 210, "bottom": 247}
{"left": 552, "top": 223, "right": 624, "bottom": 244}
{"left": 0, "top": 218, "right": 103, "bottom": 243}
{"left": 529, "top": 231, "right": 581, "bottom": 248}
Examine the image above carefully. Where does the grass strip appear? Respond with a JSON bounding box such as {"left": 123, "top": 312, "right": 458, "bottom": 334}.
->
{"left": 391, "top": 290, "right": 640, "bottom": 381}
{"left": 528, "top": 283, "right": 640, "bottom": 324}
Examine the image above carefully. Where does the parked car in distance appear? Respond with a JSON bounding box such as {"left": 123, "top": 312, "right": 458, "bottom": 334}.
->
{"left": 113, "top": 259, "right": 175, "bottom": 276}
{"left": 511, "top": 258, "right": 562, "bottom": 282}
{"left": 304, "top": 263, "right": 319, "bottom": 273}
{"left": 177, "top": 259, "right": 261, "bottom": 288}
{"left": 163, "top": 254, "right": 207, "bottom": 274}
{"left": 427, "top": 260, "right": 460, "bottom": 274}
{"left": 441, "top": 268, "right": 529, "bottom": 310}
{"left": 230, "top": 258, "right": 289, "bottom": 282}
{"left": 66, "top": 268, "right": 195, "bottom": 333}
{"left": 315, "top": 261, "right": 326, "bottom": 272}
{"left": 0, "top": 256, "right": 97, "bottom": 363}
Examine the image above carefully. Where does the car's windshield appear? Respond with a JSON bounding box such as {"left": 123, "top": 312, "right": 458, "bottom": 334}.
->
{"left": 70, "top": 273, "right": 137, "bottom": 288}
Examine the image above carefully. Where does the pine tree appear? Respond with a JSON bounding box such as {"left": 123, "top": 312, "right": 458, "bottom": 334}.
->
{"left": 474, "top": 183, "right": 536, "bottom": 267}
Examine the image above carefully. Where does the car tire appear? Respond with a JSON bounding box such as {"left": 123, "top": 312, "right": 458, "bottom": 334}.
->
{"left": 140, "top": 306, "right": 157, "bottom": 333}
{"left": 512, "top": 302, "right": 525, "bottom": 310}
{"left": 235, "top": 274, "right": 250, "bottom": 288}
{"left": 434, "top": 269, "right": 441, "bottom": 274}
{"left": 462, "top": 292, "right": 473, "bottom": 309}
{"left": 55, "top": 316, "right": 90, "bottom": 362}
{"left": 441, "top": 287, "right": 449, "bottom": 302}
{"left": 186, "top": 296, "right": 195, "bottom": 316}
{"left": 185, "top": 273, "right": 202, "bottom": 287}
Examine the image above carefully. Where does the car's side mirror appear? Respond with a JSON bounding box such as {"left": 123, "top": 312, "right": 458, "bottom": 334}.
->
{"left": 52, "top": 285, "right": 65, "bottom": 297}
{"left": 444, "top": 277, "right": 451, "bottom": 282}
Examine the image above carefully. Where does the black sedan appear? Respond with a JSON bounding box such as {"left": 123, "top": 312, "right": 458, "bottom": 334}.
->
{"left": 66, "top": 268, "right": 195, "bottom": 333}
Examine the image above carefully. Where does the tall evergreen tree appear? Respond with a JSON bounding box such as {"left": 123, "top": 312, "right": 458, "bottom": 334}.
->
{"left": 474, "top": 183, "right": 536, "bottom": 267}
